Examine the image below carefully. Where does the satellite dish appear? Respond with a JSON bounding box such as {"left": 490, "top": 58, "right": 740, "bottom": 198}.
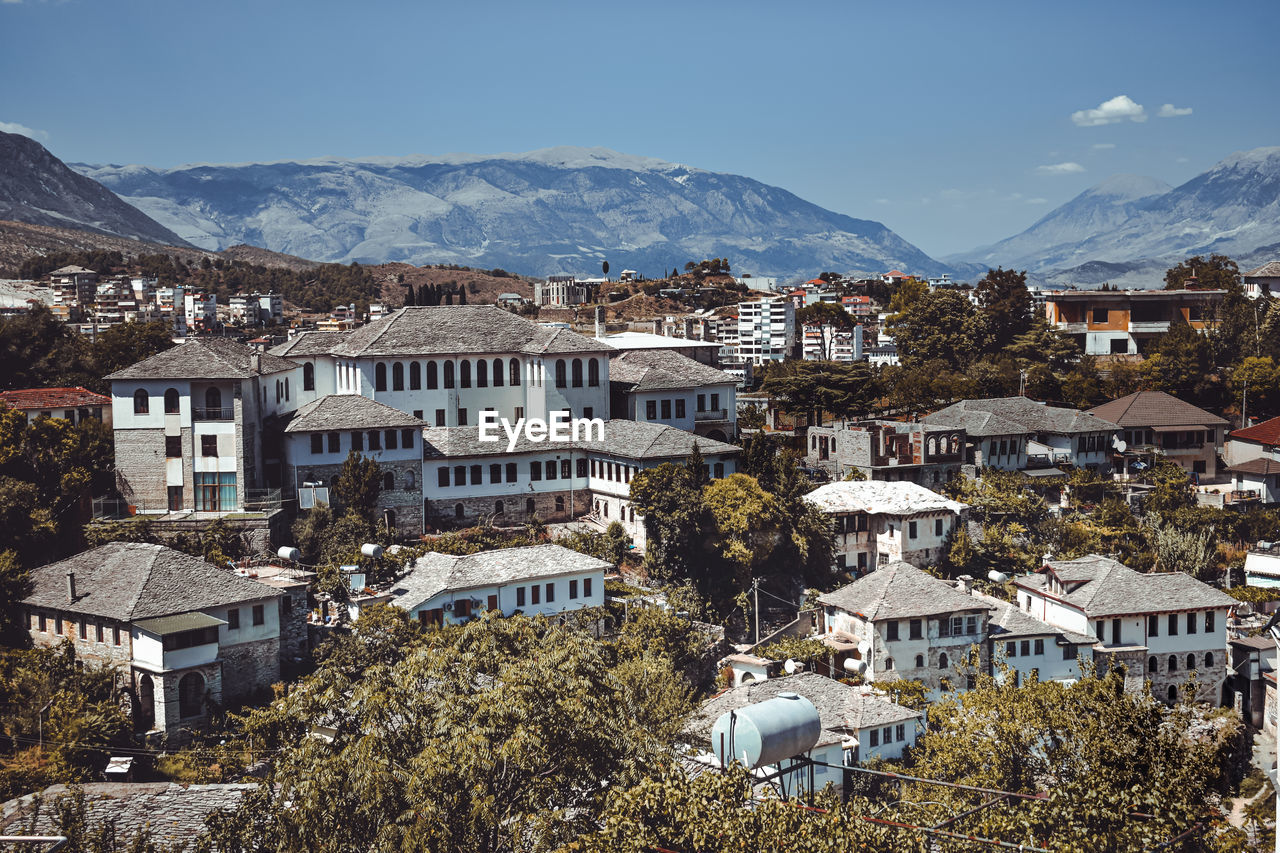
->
{"left": 857, "top": 640, "right": 872, "bottom": 655}
{"left": 784, "top": 658, "right": 799, "bottom": 674}
{"left": 1113, "top": 439, "right": 1127, "bottom": 453}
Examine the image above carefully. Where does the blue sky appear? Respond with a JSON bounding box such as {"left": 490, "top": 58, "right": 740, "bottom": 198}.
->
{"left": 2, "top": 0, "right": 1278, "bottom": 257}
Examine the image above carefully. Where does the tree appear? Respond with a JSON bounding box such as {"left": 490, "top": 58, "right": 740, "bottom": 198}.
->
{"left": 1140, "top": 316, "right": 1215, "bottom": 402}
{"left": 1232, "top": 356, "right": 1280, "bottom": 423}
{"left": 886, "top": 277, "right": 929, "bottom": 316}
{"left": 1164, "top": 254, "right": 1240, "bottom": 291}
{"left": 702, "top": 474, "right": 786, "bottom": 600}
{"left": 761, "top": 360, "right": 881, "bottom": 426}
{"left": 795, "top": 302, "right": 856, "bottom": 360}
{"left": 629, "top": 463, "right": 710, "bottom": 584}
{"left": 404, "top": 282, "right": 416, "bottom": 306}
{"left": 88, "top": 321, "right": 175, "bottom": 386}
{"left": 602, "top": 260, "right": 610, "bottom": 276}
{"left": 1144, "top": 459, "right": 1195, "bottom": 517}
{"left": 888, "top": 289, "right": 983, "bottom": 370}
{"left": 332, "top": 451, "right": 382, "bottom": 522}
{"left": 974, "top": 267, "right": 1033, "bottom": 350}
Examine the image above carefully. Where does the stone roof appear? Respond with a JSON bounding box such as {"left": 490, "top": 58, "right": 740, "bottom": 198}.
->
{"left": 422, "top": 419, "right": 741, "bottom": 460}
{"left": 1087, "top": 390, "right": 1228, "bottom": 429}
{"left": 925, "top": 397, "right": 1118, "bottom": 436}
{"left": 1244, "top": 261, "right": 1280, "bottom": 278}
{"left": 48, "top": 265, "right": 97, "bottom": 276}
{"left": 106, "top": 337, "right": 298, "bottom": 381}
{"left": 268, "top": 330, "right": 351, "bottom": 357}
{"left": 1230, "top": 416, "right": 1280, "bottom": 447}
{"left": 330, "top": 306, "right": 615, "bottom": 358}
{"left": 687, "top": 672, "right": 920, "bottom": 748}
{"left": 390, "top": 544, "right": 612, "bottom": 611}
{"left": 284, "top": 394, "right": 426, "bottom": 433}
{"left": 0, "top": 782, "right": 252, "bottom": 850}
{"left": 609, "top": 349, "right": 735, "bottom": 392}
{"left": 1014, "top": 555, "right": 1238, "bottom": 618}
{"left": 1226, "top": 457, "right": 1280, "bottom": 476}
{"left": 22, "top": 542, "right": 279, "bottom": 621}
{"left": 818, "top": 561, "right": 992, "bottom": 621}
{"left": 804, "top": 480, "right": 967, "bottom": 517}
{"left": 0, "top": 386, "right": 110, "bottom": 410}
{"left": 979, "top": 594, "right": 1094, "bottom": 644}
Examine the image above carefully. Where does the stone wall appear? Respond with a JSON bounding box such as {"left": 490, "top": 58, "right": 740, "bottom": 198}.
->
{"left": 428, "top": 489, "right": 590, "bottom": 529}
{"left": 287, "top": 458, "right": 423, "bottom": 536}
{"left": 26, "top": 608, "right": 133, "bottom": 669}
{"left": 114, "top": 428, "right": 169, "bottom": 510}
{"left": 276, "top": 585, "right": 311, "bottom": 673}
{"left": 219, "top": 636, "right": 281, "bottom": 702}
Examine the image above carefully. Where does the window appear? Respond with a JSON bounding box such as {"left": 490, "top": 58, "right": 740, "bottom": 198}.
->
{"left": 444, "top": 361, "right": 455, "bottom": 389}
{"left": 711, "top": 393, "right": 720, "bottom": 411}
{"left": 438, "top": 468, "right": 450, "bottom": 487}
{"left": 1029, "top": 638, "right": 1043, "bottom": 655}
{"left": 383, "top": 471, "right": 395, "bottom": 491}
{"left": 883, "top": 726, "right": 893, "bottom": 743}
{"left": 697, "top": 393, "right": 706, "bottom": 412}
{"left": 113, "top": 625, "right": 120, "bottom": 645}
{"left": 545, "top": 460, "right": 557, "bottom": 480}
{"left": 311, "top": 434, "right": 324, "bottom": 454}
{"left": 1206, "top": 611, "right": 1215, "bottom": 633}
{"left": 1006, "top": 641, "right": 1017, "bottom": 657}
{"left": 560, "top": 459, "right": 571, "bottom": 479}
{"left": 546, "top": 583, "right": 555, "bottom": 602}
{"left": 164, "top": 388, "right": 180, "bottom": 414}
{"left": 459, "top": 360, "right": 472, "bottom": 388}
{"left": 583, "top": 406, "right": 593, "bottom": 420}
{"left": 909, "top": 619, "right": 922, "bottom": 640}
{"left": 886, "top": 621, "right": 899, "bottom": 641}
{"left": 675, "top": 399, "right": 685, "bottom": 419}
{"left": 166, "top": 435, "right": 182, "bottom": 457}
{"left": 895, "top": 724, "right": 905, "bottom": 742}
{"left": 713, "top": 462, "right": 724, "bottom": 478}
{"left": 1187, "top": 613, "right": 1197, "bottom": 634}
{"left": 950, "top": 616, "right": 964, "bottom": 636}
{"left": 576, "top": 458, "right": 588, "bottom": 478}
{"left": 572, "top": 359, "right": 583, "bottom": 387}
{"left": 1149, "top": 655, "right": 1158, "bottom": 673}
{"left": 322, "top": 432, "right": 338, "bottom": 453}
{"left": 1187, "top": 653, "right": 1196, "bottom": 671}
{"left": 375, "top": 362, "right": 387, "bottom": 391}
{"left": 555, "top": 360, "right": 567, "bottom": 388}
{"left": 554, "top": 495, "right": 565, "bottom": 514}
{"left": 133, "top": 389, "right": 149, "bottom": 415}
{"left": 405, "top": 361, "right": 420, "bottom": 390}
{"left": 869, "top": 729, "right": 879, "bottom": 748}
{"left": 584, "top": 577, "right": 593, "bottom": 597}
{"left": 884, "top": 657, "right": 894, "bottom": 670}
{"left": 935, "top": 519, "right": 943, "bottom": 536}
{"left": 569, "top": 579, "right": 579, "bottom": 599}
{"left": 646, "top": 400, "right": 657, "bottom": 420}
{"left": 915, "top": 654, "right": 924, "bottom": 668}
{"left": 1148, "top": 614, "right": 1159, "bottom": 636}
{"left": 966, "top": 615, "right": 978, "bottom": 635}
{"left": 368, "top": 431, "right": 381, "bottom": 450}
{"left": 427, "top": 361, "right": 439, "bottom": 389}
{"left": 454, "top": 599, "right": 472, "bottom": 620}
{"left": 458, "top": 408, "right": 467, "bottom": 426}
{"left": 252, "top": 604, "right": 264, "bottom": 626}
{"left": 515, "top": 406, "right": 524, "bottom": 421}
{"left": 1092, "top": 307, "right": 1107, "bottom": 324}
{"left": 506, "top": 462, "right": 517, "bottom": 482}
{"left": 530, "top": 462, "right": 541, "bottom": 481}
{"left": 455, "top": 503, "right": 464, "bottom": 519}
{"left": 1063, "top": 644, "right": 1074, "bottom": 661}
{"left": 201, "top": 434, "right": 218, "bottom": 457}
{"left": 588, "top": 359, "right": 599, "bottom": 386}
{"left": 1168, "top": 614, "right": 1178, "bottom": 636}
{"left": 510, "top": 359, "right": 521, "bottom": 386}
{"left": 435, "top": 409, "right": 446, "bottom": 427}
{"left": 526, "top": 497, "right": 536, "bottom": 515}
{"left": 1111, "top": 619, "right": 1121, "bottom": 645}
{"left": 494, "top": 500, "right": 504, "bottom": 515}
{"left": 168, "top": 485, "right": 183, "bottom": 511}
{"left": 661, "top": 399, "right": 672, "bottom": 419}
{"left": 78, "top": 620, "right": 87, "bottom": 640}
{"left": 516, "top": 587, "right": 526, "bottom": 607}
{"left": 1168, "top": 655, "right": 1177, "bottom": 672}
{"left": 488, "top": 594, "right": 499, "bottom": 611}
{"left": 1205, "top": 652, "right": 1214, "bottom": 668}
{"left": 95, "top": 622, "right": 104, "bottom": 643}
{"left": 493, "top": 359, "right": 504, "bottom": 387}
{"left": 476, "top": 360, "right": 488, "bottom": 388}
{"left": 908, "top": 521, "right": 918, "bottom": 539}
{"left": 392, "top": 362, "right": 404, "bottom": 391}
{"left": 454, "top": 465, "right": 467, "bottom": 485}
{"left": 352, "top": 431, "right": 364, "bottom": 451}
{"left": 469, "top": 464, "right": 482, "bottom": 484}
{"left": 532, "top": 585, "right": 541, "bottom": 605}
{"left": 228, "top": 608, "right": 240, "bottom": 630}
{"left": 489, "top": 463, "right": 502, "bottom": 483}
{"left": 385, "top": 429, "right": 397, "bottom": 450}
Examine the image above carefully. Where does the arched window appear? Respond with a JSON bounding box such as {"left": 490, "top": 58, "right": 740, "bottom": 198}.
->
{"left": 588, "top": 358, "right": 600, "bottom": 387}
{"left": 405, "top": 470, "right": 415, "bottom": 489}
{"left": 555, "top": 495, "right": 565, "bottom": 514}
{"left": 510, "top": 359, "right": 521, "bottom": 387}
{"left": 133, "top": 389, "right": 150, "bottom": 415}
{"left": 383, "top": 471, "right": 395, "bottom": 491}
{"left": 495, "top": 500, "right": 504, "bottom": 515}
{"left": 178, "top": 672, "right": 205, "bottom": 718}
{"left": 884, "top": 657, "right": 894, "bottom": 671}
{"left": 427, "top": 361, "right": 439, "bottom": 389}
{"left": 375, "top": 362, "right": 387, "bottom": 392}
{"left": 205, "top": 387, "right": 222, "bottom": 412}
{"left": 571, "top": 358, "right": 583, "bottom": 387}
{"left": 1187, "top": 654, "right": 1196, "bottom": 671}
{"left": 409, "top": 362, "right": 421, "bottom": 390}
{"left": 476, "top": 359, "right": 488, "bottom": 388}
{"left": 555, "top": 359, "right": 567, "bottom": 388}
{"left": 284, "top": 377, "right": 289, "bottom": 400}
{"left": 1167, "top": 685, "right": 1177, "bottom": 703}
{"left": 392, "top": 362, "right": 404, "bottom": 391}
{"left": 384, "top": 509, "right": 396, "bottom": 529}
{"left": 136, "top": 673, "right": 155, "bottom": 730}
{"left": 493, "top": 359, "right": 504, "bottom": 387}
{"left": 526, "top": 497, "right": 536, "bottom": 515}
{"left": 163, "top": 388, "right": 180, "bottom": 414}
{"left": 443, "top": 361, "right": 455, "bottom": 389}
{"left": 938, "top": 653, "right": 949, "bottom": 669}
{"left": 915, "top": 654, "right": 924, "bottom": 668}
{"left": 1148, "top": 656, "right": 1158, "bottom": 673}
{"left": 455, "top": 503, "right": 464, "bottom": 519}
{"left": 303, "top": 363, "right": 315, "bottom": 391}
{"left": 460, "top": 360, "right": 471, "bottom": 388}
{"left": 1168, "top": 655, "right": 1178, "bottom": 672}
{"left": 1205, "top": 652, "right": 1214, "bottom": 668}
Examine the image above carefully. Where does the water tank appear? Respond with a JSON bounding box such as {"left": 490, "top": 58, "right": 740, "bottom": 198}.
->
{"left": 844, "top": 658, "right": 867, "bottom": 674}
{"left": 988, "top": 570, "right": 1010, "bottom": 584}
{"left": 277, "top": 546, "right": 301, "bottom": 562}
{"left": 712, "top": 692, "right": 821, "bottom": 769}
{"left": 360, "top": 543, "right": 384, "bottom": 559}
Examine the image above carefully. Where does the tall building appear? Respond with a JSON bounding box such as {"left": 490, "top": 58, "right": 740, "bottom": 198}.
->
{"left": 736, "top": 297, "right": 795, "bottom": 364}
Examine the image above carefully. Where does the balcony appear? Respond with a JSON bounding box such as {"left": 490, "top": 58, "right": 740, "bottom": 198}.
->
{"left": 695, "top": 408, "right": 729, "bottom": 422}
{"left": 1129, "top": 321, "right": 1171, "bottom": 334}
{"left": 1056, "top": 322, "right": 1087, "bottom": 334}
{"left": 193, "top": 406, "right": 234, "bottom": 421}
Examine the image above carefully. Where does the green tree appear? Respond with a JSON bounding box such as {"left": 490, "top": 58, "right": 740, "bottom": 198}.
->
{"left": 629, "top": 462, "right": 710, "bottom": 584}
{"left": 974, "top": 267, "right": 1033, "bottom": 349}
{"left": 1144, "top": 458, "right": 1195, "bottom": 517}
{"left": 888, "top": 289, "right": 983, "bottom": 369}
{"left": 87, "top": 321, "right": 175, "bottom": 388}
{"left": 332, "top": 451, "right": 382, "bottom": 522}
{"left": 886, "top": 276, "right": 929, "bottom": 316}
{"left": 1164, "top": 254, "right": 1240, "bottom": 291}
{"left": 1232, "top": 355, "right": 1280, "bottom": 422}
{"left": 762, "top": 360, "right": 880, "bottom": 426}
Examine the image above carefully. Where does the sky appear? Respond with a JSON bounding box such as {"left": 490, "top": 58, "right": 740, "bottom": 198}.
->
{"left": 2, "top": 0, "right": 1279, "bottom": 258}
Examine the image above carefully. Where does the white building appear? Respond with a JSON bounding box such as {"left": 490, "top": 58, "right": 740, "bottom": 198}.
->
{"left": 1014, "top": 555, "right": 1237, "bottom": 704}
{"left": 1243, "top": 261, "right": 1280, "bottom": 300}
{"left": 391, "top": 544, "right": 609, "bottom": 626}
{"left": 925, "top": 396, "right": 1118, "bottom": 473}
{"left": 1224, "top": 416, "right": 1280, "bottom": 505}
{"left": 608, "top": 348, "right": 737, "bottom": 442}
{"left": 534, "top": 275, "right": 596, "bottom": 306}
{"left": 184, "top": 293, "right": 217, "bottom": 330}
{"left": 804, "top": 480, "right": 967, "bottom": 573}
{"left": 980, "top": 593, "right": 1095, "bottom": 685}
{"left": 736, "top": 297, "right": 795, "bottom": 364}
{"left": 818, "top": 561, "right": 992, "bottom": 692}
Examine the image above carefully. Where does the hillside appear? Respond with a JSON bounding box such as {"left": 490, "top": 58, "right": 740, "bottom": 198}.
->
{"left": 72, "top": 146, "right": 956, "bottom": 282}
{"left": 0, "top": 220, "right": 215, "bottom": 277}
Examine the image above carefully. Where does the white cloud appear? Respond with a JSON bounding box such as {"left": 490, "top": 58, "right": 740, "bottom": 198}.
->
{"left": 1036, "top": 162, "right": 1085, "bottom": 175}
{"left": 1071, "top": 95, "right": 1147, "bottom": 127}
{"left": 0, "top": 120, "right": 48, "bottom": 141}
{"left": 1158, "top": 103, "right": 1193, "bottom": 118}
{"left": 1092, "top": 143, "right": 1116, "bottom": 150}
{"left": 1026, "top": 198, "right": 1048, "bottom": 204}
{"left": 1, "top": 1, "right": 22, "bottom": 5}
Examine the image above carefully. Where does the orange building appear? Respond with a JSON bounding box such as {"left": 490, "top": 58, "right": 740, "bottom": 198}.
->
{"left": 1043, "top": 289, "right": 1224, "bottom": 356}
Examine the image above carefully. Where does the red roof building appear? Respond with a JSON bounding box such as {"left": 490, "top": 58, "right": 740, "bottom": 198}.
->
{"left": 0, "top": 386, "right": 112, "bottom": 427}
{"left": 1230, "top": 415, "right": 1280, "bottom": 448}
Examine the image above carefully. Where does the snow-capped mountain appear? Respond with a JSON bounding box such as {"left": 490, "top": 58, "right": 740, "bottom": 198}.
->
{"left": 948, "top": 147, "right": 1280, "bottom": 284}
{"left": 0, "top": 131, "right": 187, "bottom": 246}
{"left": 71, "top": 146, "right": 953, "bottom": 280}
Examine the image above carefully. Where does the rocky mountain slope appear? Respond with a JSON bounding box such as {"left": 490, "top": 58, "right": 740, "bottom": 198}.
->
{"left": 0, "top": 131, "right": 188, "bottom": 246}
{"left": 71, "top": 146, "right": 953, "bottom": 281}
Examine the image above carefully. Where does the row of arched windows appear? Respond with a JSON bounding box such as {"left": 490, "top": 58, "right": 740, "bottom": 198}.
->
{"left": 134, "top": 387, "right": 225, "bottom": 416}
{"left": 374, "top": 358, "right": 526, "bottom": 392}
{"left": 1150, "top": 653, "right": 1213, "bottom": 673}
{"left": 553, "top": 358, "right": 600, "bottom": 389}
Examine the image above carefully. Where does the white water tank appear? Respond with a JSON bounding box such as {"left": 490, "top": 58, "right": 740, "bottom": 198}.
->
{"left": 711, "top": 692, "right": 821, "bottom": 769}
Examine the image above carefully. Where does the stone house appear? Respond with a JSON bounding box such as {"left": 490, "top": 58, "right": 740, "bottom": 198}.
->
{"left": 925, "top": 396, "right": 1118, "bottom": 474}
{"left": 979, "top": 593, "right": 1095, "bottom": 685}
{"left": 817, "top": 561, "right": 992, "bottom": 692}
{"left": 804, "top": 420, "right": 966, "bottom": 487}
{"left": 20, "top": 542, "right": 299, "bottom": 739}
{"left": 804, "top": 480, "right": 967, "bottom": 573}
{"left": 1014, "top": 555, "right": 1237, "bottom": 703}
{"left": 1088, "top": 390, "right": 1228, "bottom": 481}
{"left": 608, "top": 348, "right": 737, "bottom": 442}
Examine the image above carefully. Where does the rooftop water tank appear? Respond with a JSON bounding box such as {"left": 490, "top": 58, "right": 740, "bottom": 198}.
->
{"left": 277, "top": 546, "right": 301, "bottom": 562}
{"left": 361, "top": 543, "right": 384, "bottom": 559}
{"left": 712, "top": 692, "right": 821, "bottom": 770}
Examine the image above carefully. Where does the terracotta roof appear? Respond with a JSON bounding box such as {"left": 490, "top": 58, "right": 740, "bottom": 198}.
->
{"left": 1087, "top": 390, "right": 1228, "bottom": 429}
{"left": 1230, "top": 416, "right": 1280, "bottom": 446}
{"left": 1226, "top": 457, "right": 1280, "bottom": 476}
{"left": 0, "top": 386, "right": 109, "bottom": 410}
{"left": 106, "top": 337, "right": 298, "bottom": 381}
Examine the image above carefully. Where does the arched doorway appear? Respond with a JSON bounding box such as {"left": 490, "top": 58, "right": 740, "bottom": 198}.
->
{"left": 136, "top": 674, "right": 155, "bottom": 731}
{"left": 178, "top": 672, "right": 205, "bottom": 718}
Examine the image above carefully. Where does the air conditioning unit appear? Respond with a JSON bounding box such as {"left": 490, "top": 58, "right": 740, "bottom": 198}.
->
{"left": 442, "top": 602, "right": 454, "bottom": 611}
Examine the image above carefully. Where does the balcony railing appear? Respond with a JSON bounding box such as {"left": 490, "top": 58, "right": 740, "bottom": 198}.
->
{"left": 695, "top": 408, "right": 729, "bottom": 422}
{"left": 193, "top": 406, "right": 234, "bottom": 421}
{"left": 1129, "top": 321, "right": 1171, "bottom": 333}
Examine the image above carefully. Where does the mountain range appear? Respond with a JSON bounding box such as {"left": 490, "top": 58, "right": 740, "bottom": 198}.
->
{"left": 69, "top": 147, "right": 952, "bottom": 281}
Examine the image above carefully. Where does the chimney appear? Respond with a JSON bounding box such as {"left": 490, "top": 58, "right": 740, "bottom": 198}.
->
{"left": 250, "top": 352, "right": 261, "bottom": 373}
{"left": 956, "top": 575, "right": 973, "bottom": 594}
{"left": 594, "top": 305, "right": 607, "bottom": 340}
{"left": 66, "top": 570, "right": 76, "bottom": 602}
{"left": 683, "top": 318, "right": 694, "bottom": 339}
{"left": 653, "top": 318, "right": 664, "bottom": 336}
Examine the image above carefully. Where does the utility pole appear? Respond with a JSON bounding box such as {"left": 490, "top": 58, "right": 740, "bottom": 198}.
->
{"left": 753, "top": 578, "right": 760, "bottom": 646}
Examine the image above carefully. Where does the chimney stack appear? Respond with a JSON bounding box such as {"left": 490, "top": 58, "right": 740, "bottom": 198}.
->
{"left": 66, "top": 570, "right": 76, "bottom": 602}
{"left": 250, "top": 352, "right": 261, "bottom": 373}
{"left": 594, "top": 306, "right": 607, "bottom": 340}
{"left": 653, "top": 318, "right": 663, "bottom": 336}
